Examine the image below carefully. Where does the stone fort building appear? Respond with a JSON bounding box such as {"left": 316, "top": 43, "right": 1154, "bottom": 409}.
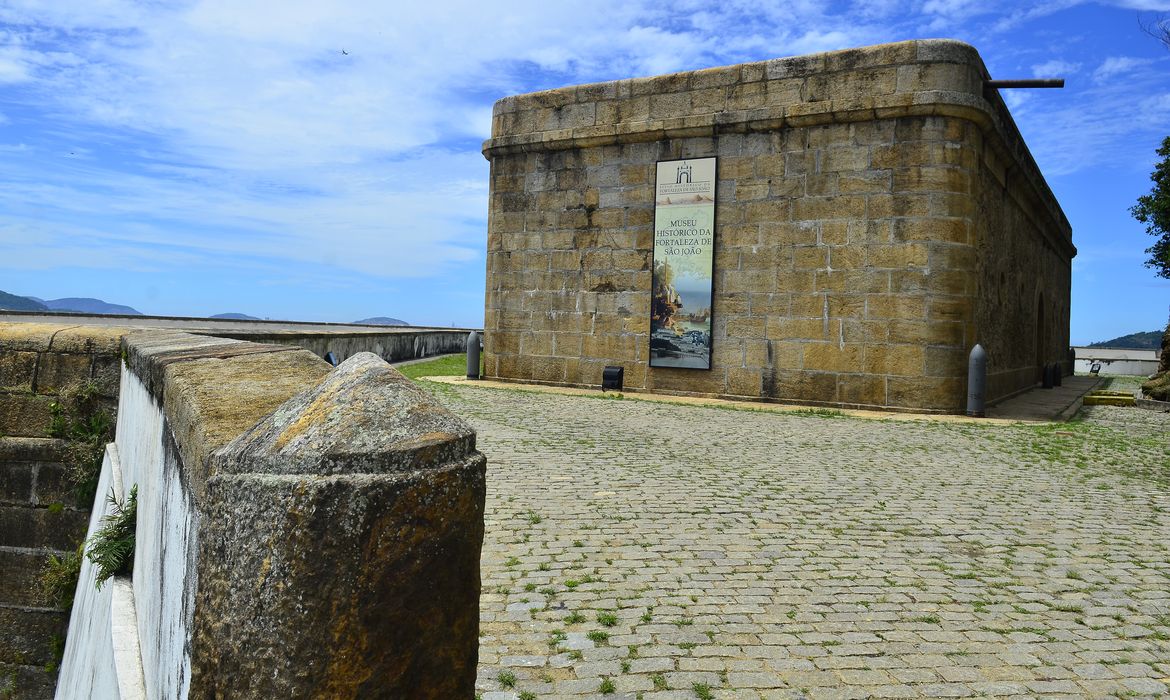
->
{"left": 481, "top": 40, "right": 1074, "bottom": 413}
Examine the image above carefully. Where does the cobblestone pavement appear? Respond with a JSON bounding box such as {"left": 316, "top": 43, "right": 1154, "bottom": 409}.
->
{"left": 424, "top": 382, "right": 1170, "bottom": 699}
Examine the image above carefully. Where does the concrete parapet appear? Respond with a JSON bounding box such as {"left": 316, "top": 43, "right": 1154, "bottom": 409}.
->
{"left": 52, "top": 330, "right": 486, "bottom": 698}
{"left": 0, "top": 312, "right": 475, "bottom": 369}
{"left": 194, "top": 355, "right": 484, "bottom": 697}
{"left": 203, "top": 327, "right": 471, "bottom": 366}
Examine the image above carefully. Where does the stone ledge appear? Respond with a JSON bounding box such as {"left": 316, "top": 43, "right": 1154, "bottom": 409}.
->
{"left": 212, "top": 352, "right": 477, "bottom": 477}
{"left": 190, "top": 351, "right": 486, "bottom": 698}
{"left": 122, "top": 330, "right": 331, "bottom": 499}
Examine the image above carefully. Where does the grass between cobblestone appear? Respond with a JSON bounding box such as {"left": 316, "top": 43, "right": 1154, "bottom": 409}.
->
{"left": 411, "top": 362, "right": 1169, "bottom": 699}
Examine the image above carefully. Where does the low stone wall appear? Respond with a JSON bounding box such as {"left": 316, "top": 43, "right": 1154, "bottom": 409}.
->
{"left": 0, "top": 323, "right": 123, "bottom": 438}
{"left": 35, "top": 327, "right": 486, "bottom": 698}
{"left": 202, "top": 327, "right": 470, "bottom": 365}
{"left": 0, "top": 323, "right": 128, "bottom": 699}
{"left": 0, "top": 311, "right": 475, "bottom": 368}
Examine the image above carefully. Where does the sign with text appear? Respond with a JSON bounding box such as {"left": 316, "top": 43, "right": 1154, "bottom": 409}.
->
{"left": 650, "top": 157, "right": 716, "bottom": 369}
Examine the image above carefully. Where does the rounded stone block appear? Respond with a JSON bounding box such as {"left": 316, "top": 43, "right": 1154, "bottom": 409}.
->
{"left": 191, "top": 459, "right": 486, "bottom": 699}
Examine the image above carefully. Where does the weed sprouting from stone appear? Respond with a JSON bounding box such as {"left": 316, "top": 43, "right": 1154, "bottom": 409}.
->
{"left": 497, "top": 669, "right": 516, "bottom": 689}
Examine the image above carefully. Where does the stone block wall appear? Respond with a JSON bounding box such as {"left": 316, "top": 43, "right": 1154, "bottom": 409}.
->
{"left": 49, "top": 329, "right": 487, "bottom": 699}
{"left": 0, "top": 323, "right": 487, "bottom": 699}
{"left": 481, "top": 39, "right": 1074, "bottom": 413}
{"left": 0, "top": 323, "right": 127, "bottom": 699}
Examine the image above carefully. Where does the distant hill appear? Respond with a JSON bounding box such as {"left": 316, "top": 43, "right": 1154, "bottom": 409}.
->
{"left": 1088, "top": 330, "right": 1163, "bottom": 349}
{"left": 0, "top": 290, "right": 142, "bottom": 315}
{"left": 353, "top": 316, "right": 408, "bottom": 326}
{"left": 42, "top": 297, "right": 142, "bottom": 315}
{"left": 0, "top": 290, "right": 48, "bottom": 311}
{"left": 211, "top": 313, "right": 261, "bottom": 320}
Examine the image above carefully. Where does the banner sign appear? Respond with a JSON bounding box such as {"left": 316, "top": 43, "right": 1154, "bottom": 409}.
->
{"left": 650, "top": 157, "right": 716, "bottom": 369}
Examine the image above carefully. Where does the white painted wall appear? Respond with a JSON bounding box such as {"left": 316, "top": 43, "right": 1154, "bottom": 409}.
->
{"left": 1074, "top": 358, "right": 1159, "bottom": 376}
{"left": 57, "top": 366, "right": 199, "bottom": 700}
{"left": 115, "top": 367, "right": 200, "bottom": 700}
{"left": 55, "top": 444, "right": 145, "bottom": 700}
{"left": 55, "top": 446, "right": 120, "bottom": 700}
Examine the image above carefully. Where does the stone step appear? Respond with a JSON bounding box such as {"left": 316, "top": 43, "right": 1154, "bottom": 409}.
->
{"left": 0, "top": 391, "right": 56, "bottom": 438}
{"left": 0, "top": 549, "right": 72, "bottom": 610}
{"left": 0, "top": 505, "right": 89, "bottom": 551}
{"left": 0, "top": 437, "right": 79, "bottom": 510}
{"left": 0, "top": 437, "right": 68, "bottom": 463}
{"left": 0, "top": 661, "right": 57, "bottom": 700}
{"left": 0, "top": 606, "right": 68, "bottom": 667}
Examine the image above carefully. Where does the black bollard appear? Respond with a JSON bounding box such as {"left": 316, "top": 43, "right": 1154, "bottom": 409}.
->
{"left": 466, "top": 331, "right": 481, "bottom": 379}
{"left": 967, "top": 344, "right": 986, "bottom": 417}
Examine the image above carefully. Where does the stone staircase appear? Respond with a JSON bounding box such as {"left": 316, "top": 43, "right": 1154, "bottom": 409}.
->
{"left": 0, "top": 324, "right": 125, "bottom": 699}
{"left": 0, "top": 437, "right": 87, "bottom": 699}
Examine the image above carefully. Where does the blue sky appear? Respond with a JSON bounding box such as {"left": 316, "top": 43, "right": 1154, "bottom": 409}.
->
{"left": 0, "top": 0, "right": 1167, "bottom": 341}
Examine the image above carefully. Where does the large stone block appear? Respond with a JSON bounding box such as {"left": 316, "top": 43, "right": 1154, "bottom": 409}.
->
{"left": 192, "top": 353, "right": 486, "bottom": 699}
{"left": 0, "top": 351, "right": 36, "bottom": 392}
{"left": 649, "top": 367, "right": 727, "bottom": 395}
{"left": 887, "top": 376, "right": 963, "bottom": 412}
{"left": 771, "top": 370, "right": 837, "bottom": 403}
{"left": 802, "top": 343, "right": 863, "bottom": 373}
{"left": 0, "top": 661, "right": 57, "bottom": 700}
{"left": 34, "top": 352, "right": 92, "bottom": 395}
{"left": 0, "top": 461, "right": 34, "bottom": 505}
{"left": 0, "top": 504, "right": 88, "bottom": 550}
{"left": 531, "top": 356, "right": 568, "bottom": 383}
{"left": 836, "top": 374, "right": 887, "bottom": 406}
{"left": 0, "top": 549, "right": 57, "bottom": 608}
{"left": 0, "top": 324, "right": 56, "bottom": 353}
{"left": 0, "top": 392, "right": 56, "bottom": 438}
{"left": 863, "top": 344, "right": 926, "bottom": 376}
{"left": 727, "top": 367, "right": 762, "bottom": 396}
{"left": 0, "top": 607, "right": 68, "bottom": 666}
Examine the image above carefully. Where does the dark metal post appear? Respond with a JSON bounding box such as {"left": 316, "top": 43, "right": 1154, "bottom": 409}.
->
{"left": 1042, "top": 363, "right": 1054, "bottom": 389}
{"left": 466, "top": 330, "right": 480, "bottom": 379}
{"left": 967, "top": 344, "right": 987, "bottom": 417}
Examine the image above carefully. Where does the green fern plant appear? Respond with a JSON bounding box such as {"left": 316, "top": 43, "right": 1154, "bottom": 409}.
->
{"left": 41, "top": 543, "right": 84, "bottom": 611}
{"left": 85, "top": 485, "right": 138, "bottom": 589}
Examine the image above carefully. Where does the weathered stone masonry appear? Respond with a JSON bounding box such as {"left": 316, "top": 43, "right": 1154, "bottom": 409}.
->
{"left": 1, "top": 323, "right": 486, "bottom": 699}
{"left": 482, "top": 39, "right": 1074, "bottom": 412}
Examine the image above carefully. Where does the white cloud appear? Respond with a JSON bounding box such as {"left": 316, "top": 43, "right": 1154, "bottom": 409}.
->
{"left": 1001, "top": 90, "right": 1033, "bottom": 112}
{"left": 1031, "top": 59, "right": 1080, "bottom": 77}
{"left": 1109, "top": 0, "right": 1170, "bottom": 10}
{"left": 0, "top": 0, "right": 1167, "bottom": 300}
{"left": 1093, "top": 56, "right": 1156, "bottom": 82}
